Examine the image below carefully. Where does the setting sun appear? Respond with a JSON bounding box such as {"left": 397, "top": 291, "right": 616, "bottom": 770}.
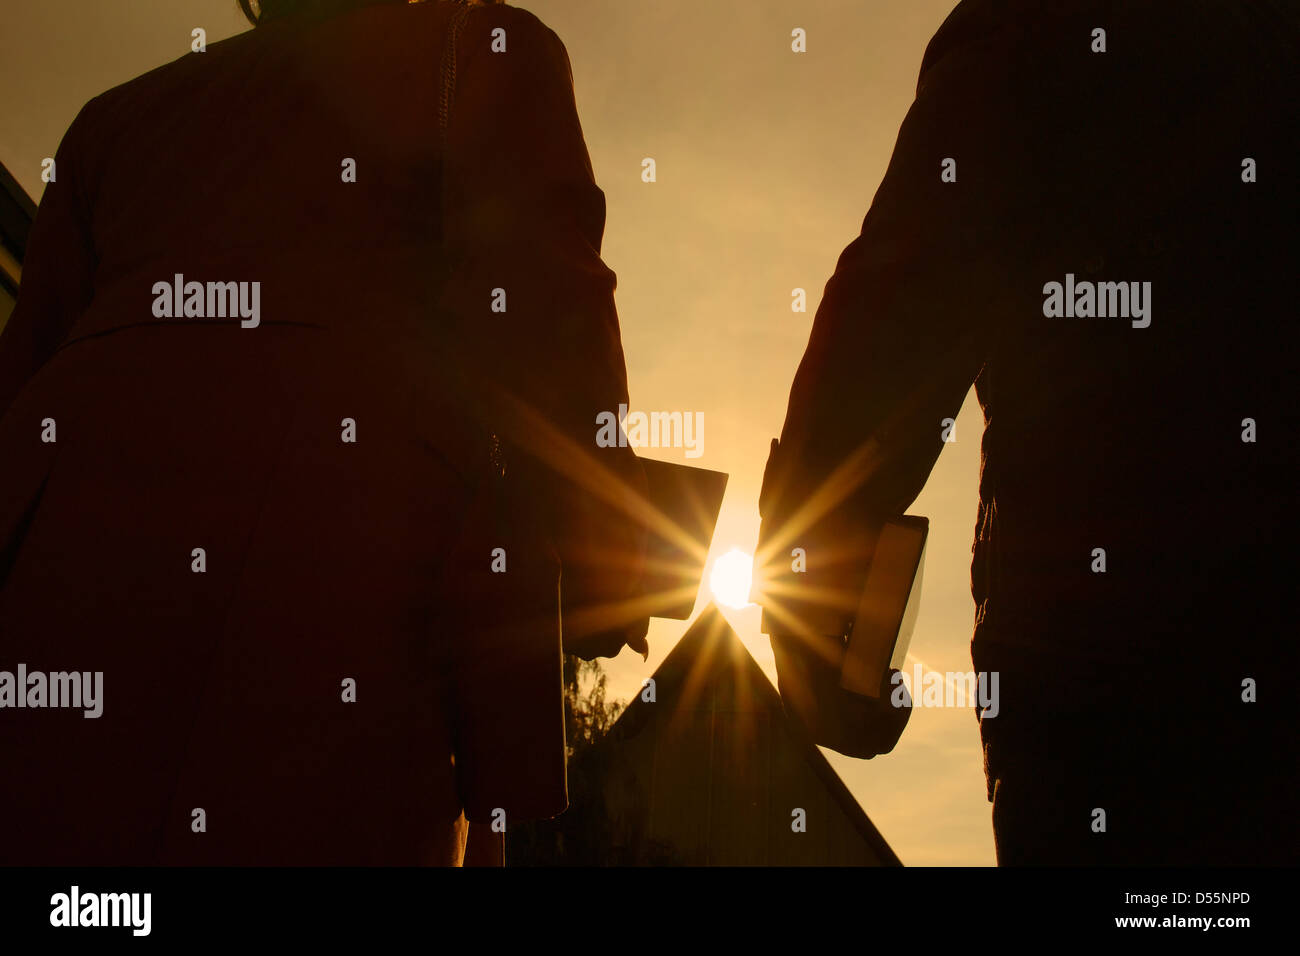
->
{"left": 709, "top": 547, "right": 754, "bottom": 609}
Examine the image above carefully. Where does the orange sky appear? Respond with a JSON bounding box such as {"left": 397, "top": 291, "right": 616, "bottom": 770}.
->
{"left": 1, "top": 0, "right": 991, "bottom": 864}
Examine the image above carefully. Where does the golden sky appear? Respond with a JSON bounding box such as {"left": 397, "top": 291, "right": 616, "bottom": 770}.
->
{"left": 1, "top": 0, "right": 991, "bottom": 865}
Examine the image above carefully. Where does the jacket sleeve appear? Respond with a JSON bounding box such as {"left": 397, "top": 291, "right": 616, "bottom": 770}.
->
{"left": 438, "top": 8, "right": 648, "bottom": 655}
{"left": 758, "top": 9, "right": 1024, "bottom": 567}
{"left": 0, "top": 99, "right": 99, "bottom": 423}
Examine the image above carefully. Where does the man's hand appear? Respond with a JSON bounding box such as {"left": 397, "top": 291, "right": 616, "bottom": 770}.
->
{"left": 770, "top": 626, "right": 912, "bottom": 758}
{"left": 564, "top": 620, "right": 649, "bottom": 662}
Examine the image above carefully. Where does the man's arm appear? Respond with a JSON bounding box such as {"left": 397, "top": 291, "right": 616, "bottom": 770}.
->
{"left": 754, "top": 8, "right": 1037, "bottom": 758}
{"left": 759, "top": 7, "right": 1026, "bottom": 565}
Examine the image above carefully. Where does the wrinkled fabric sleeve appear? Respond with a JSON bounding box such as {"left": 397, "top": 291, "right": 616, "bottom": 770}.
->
{"left": 438, "top": 8, "right": 648, "bottom": 654}
{"left": 759, "top": 13, "right": 1022, "bottom": 548}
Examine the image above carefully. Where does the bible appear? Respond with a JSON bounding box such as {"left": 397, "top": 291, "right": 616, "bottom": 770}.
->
{"left": 638, "top": 457, "right": 728, "bottom": 619}
{"left": 838, "top": 515, "right": 928, "bottom": 698}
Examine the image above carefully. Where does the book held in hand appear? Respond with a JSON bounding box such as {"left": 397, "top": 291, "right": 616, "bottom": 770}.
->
{"left": 637, "top": 458, "right": 728, "bottom": 620}
{"left": 839, "top": 515, "right": 928, "bottom": 698}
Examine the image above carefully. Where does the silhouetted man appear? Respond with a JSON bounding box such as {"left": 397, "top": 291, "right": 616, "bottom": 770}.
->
{"left": 758, "top": 0, "right": 1297, "bottom": 864}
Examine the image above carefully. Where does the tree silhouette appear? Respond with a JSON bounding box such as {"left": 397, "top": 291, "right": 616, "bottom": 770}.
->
{"left": 505, "top": 653, "right": 624, "bottom": 865}
{"left": 507, "top": 654, "right": 684, "bottom": 865}
{"left": 562, "top": 653, "right": 624, "bottom": 759}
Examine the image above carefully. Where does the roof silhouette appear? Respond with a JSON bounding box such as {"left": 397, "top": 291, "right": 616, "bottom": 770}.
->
{"left": 555, "top": 604, "right": 901, "bottom": 865}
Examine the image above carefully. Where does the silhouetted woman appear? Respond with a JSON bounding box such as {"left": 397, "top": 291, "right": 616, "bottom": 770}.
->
{"left": 0, "top": 0, "right": 648, "bottom": 864}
